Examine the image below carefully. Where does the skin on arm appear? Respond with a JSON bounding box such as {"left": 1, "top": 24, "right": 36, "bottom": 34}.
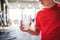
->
{"left": 20, "top": 21, "right": 40, "bottom": 36}
{"left": 27, "top": 27, "right": 40, "bottom": 36}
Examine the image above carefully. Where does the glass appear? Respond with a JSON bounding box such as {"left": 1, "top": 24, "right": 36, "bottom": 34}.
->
{"left": 23, "top": 15, "right": 31, "bottom": 30}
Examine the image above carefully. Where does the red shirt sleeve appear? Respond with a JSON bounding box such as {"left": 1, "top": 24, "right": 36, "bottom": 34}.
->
{"left": 35, "top": 12, "right": 41, "bottom": 29}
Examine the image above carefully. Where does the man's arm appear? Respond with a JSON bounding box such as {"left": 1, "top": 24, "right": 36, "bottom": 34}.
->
{"left": 27, "top": 28, "right": 40, "bottom": 36}
{"left": 20, "top": 26, "right": 40, "bottom": 36}
{"left": 20, "top": 20, "right": 40, "bottom": 36}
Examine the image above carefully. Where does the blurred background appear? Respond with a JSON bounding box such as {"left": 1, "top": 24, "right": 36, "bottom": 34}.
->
{"left": 0, "top": 0, "right": 60, "bottom": 40}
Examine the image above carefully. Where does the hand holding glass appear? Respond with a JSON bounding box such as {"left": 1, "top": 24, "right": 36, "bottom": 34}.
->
{"left": 23, "top": 15, "right": 31, "bottom": 30}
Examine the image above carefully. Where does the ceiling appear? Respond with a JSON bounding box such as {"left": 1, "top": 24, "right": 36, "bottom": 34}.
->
{"left": 7, "top": 0, "right": 60, "bottom": 3}
{"left": 5, "top": 0, "right": 60, "bottom": 9}
{"left": 8, "top": 0, "right": 39, "bottom": 3}
{"left": 5, "top": 0, "right": 42, "bottom": 9}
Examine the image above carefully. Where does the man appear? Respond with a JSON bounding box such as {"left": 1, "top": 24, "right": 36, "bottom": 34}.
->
{"left": 20, "top": 0, "right": 60, "bottom": 40}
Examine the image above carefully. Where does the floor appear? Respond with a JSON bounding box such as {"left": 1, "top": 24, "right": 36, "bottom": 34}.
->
{"left": 0, "top": 23, "right": 40, "bottom": 40}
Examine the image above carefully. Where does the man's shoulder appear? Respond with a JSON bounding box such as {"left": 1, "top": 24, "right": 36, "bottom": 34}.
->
{"left": 37, "top": 9, "right": 46, "bottom": 16}
{"left": 37, "top": 10, "right": 43, "bottom": 14}
{"left": 38, "top": 8, "right": 46, "bottom": 13}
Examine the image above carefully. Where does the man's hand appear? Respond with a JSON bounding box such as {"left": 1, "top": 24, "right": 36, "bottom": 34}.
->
{"left": 20, "top": 20, "right": 31, "bottom": 32}
{"left": 20, "top": 20, "right": 40, "bottom": 36}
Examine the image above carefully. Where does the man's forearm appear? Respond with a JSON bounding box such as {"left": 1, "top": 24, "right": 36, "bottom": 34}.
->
{"left": 27, "top": 29, "right": 40, "bottom": 36}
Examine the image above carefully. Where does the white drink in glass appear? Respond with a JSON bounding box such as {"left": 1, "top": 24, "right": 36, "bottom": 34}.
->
{"left": 23, "top": 15, "right": 31, "bottom": 30}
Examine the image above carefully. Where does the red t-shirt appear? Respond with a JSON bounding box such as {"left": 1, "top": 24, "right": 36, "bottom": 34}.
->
{"left": 35, "top": 3, "right": 60, "bottom": 40}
